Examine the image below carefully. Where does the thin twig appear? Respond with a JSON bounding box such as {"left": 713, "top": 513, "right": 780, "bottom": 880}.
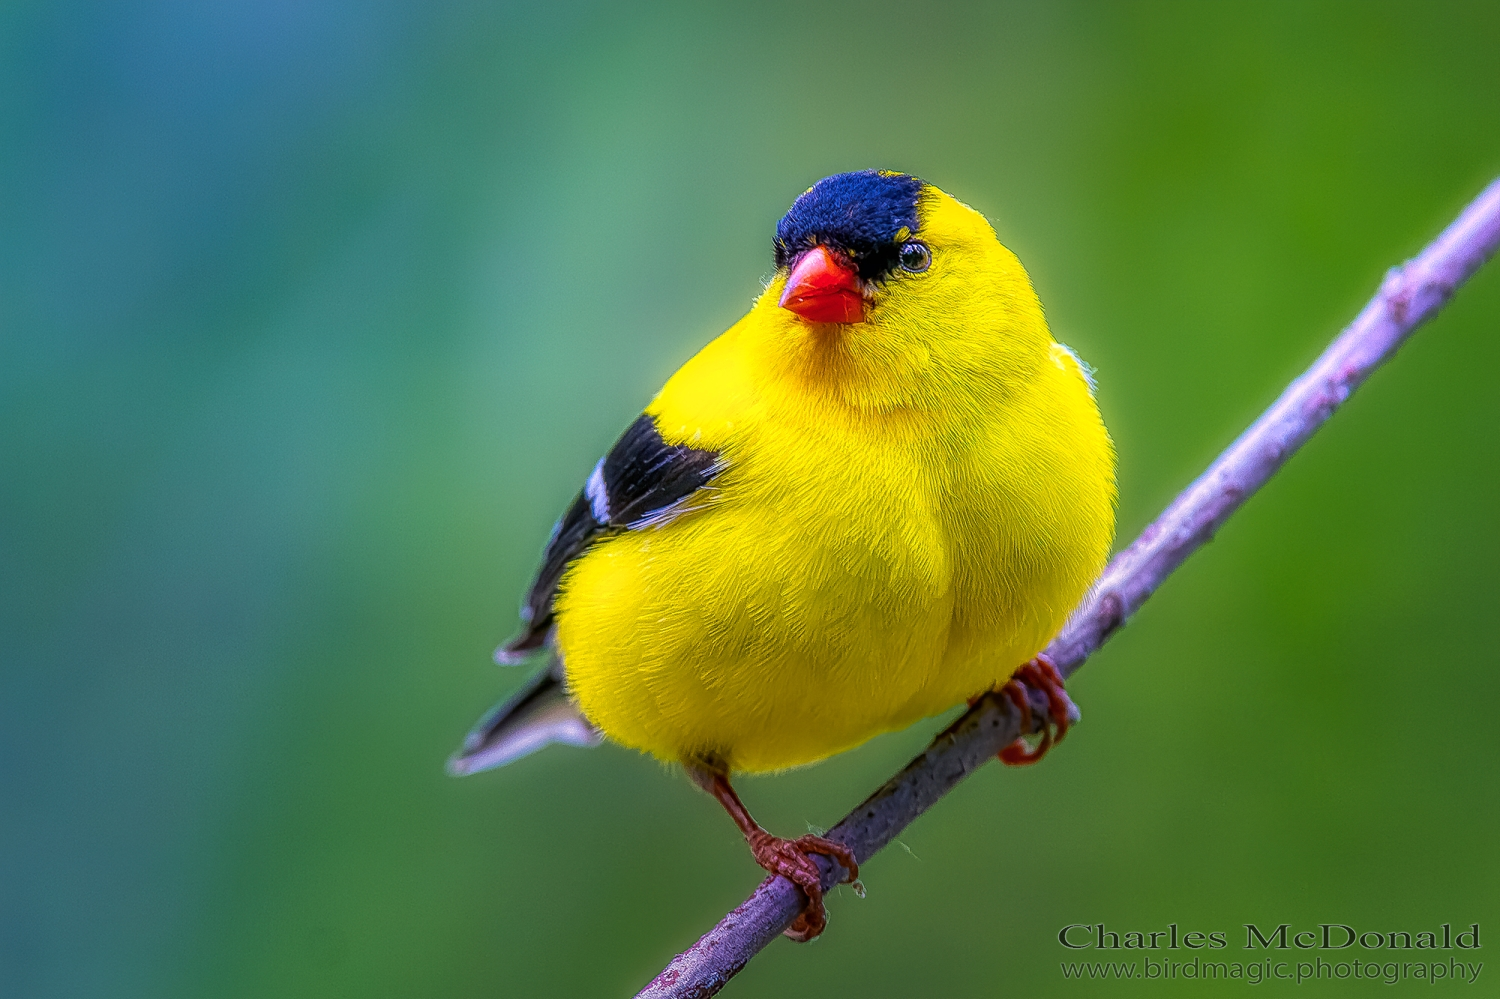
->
{"left": 637, "top": 177, "right": 1500, "bottom": 999}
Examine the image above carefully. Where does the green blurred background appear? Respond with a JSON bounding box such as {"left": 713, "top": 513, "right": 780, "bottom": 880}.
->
{"left": 3, "top": 2, "right": 1498, "bottom": 996}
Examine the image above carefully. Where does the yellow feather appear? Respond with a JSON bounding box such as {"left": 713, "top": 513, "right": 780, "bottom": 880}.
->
{"left": 555, "top": 184, "right": 1116, "bottom": 773}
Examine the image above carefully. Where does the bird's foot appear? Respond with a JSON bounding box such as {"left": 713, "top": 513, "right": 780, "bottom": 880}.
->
{"left": 689, "top": 764, "right": 861, "bottom": 942}
{"left": 745, "top": 829, "right": 860, "bottom": 941}
{"left": 997, "top": 655, "right": 1074, "bottom": 766}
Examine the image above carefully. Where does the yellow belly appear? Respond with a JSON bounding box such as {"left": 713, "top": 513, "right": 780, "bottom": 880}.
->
{"left": 557, "top": 418, "right": 955, "bottom": 772}
{"left": 554, "top": 338, "right": 1115, "bottom": 773}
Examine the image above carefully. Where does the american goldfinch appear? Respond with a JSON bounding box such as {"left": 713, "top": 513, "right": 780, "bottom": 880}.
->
{"left": 450, "top": 170, "right": 1116, "bottom": 939}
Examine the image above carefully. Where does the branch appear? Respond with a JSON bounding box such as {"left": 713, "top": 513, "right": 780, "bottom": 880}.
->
{"left": 637, "top": 177, "right": 1500, "bottom": 999}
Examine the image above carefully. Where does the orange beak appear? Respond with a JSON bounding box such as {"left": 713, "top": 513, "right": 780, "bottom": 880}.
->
{"left": 778, "top": 245, "right": 865, "bottom": 324}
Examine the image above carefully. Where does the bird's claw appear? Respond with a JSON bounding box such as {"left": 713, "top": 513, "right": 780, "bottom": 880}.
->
{"left": 997, "top": 655, "right": 1073, "bottom": 766}
{"left": 745, "top": 830, "right": 859, "bottom": 941}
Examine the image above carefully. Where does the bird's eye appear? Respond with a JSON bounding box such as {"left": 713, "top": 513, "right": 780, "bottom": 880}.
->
{"left": 898, "top": 241, "right": 931, "bottom": 273}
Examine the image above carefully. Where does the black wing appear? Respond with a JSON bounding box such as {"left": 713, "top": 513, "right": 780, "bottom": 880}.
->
{"left": 496, "top": 414, "right": 722, "bottom": 663}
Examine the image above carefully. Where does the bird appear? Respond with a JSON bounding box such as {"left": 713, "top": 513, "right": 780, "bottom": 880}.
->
{"left": 449, "top": 170, "right": 1117, "bottom": 940}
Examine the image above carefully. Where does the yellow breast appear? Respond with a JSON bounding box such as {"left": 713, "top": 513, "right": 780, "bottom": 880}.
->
{"left": 558, "top": 322, "right": 1113, "bottom": 771}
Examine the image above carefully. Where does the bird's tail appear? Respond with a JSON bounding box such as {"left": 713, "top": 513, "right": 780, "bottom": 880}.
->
{"left": 446, "top": 654, "right": 600, "bottom": 776}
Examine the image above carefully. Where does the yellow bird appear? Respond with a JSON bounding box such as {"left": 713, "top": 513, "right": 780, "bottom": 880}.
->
{"left": 450, "top": 170, "right": 1116, "bottom": 939}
